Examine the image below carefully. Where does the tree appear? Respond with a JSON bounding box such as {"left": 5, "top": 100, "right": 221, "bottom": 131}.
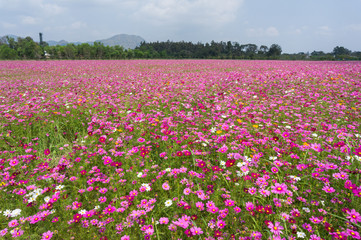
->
{"left": 0, "top": 45, "right": 17, "bottom": 59}
{"left": 16, "top": 37, "right": 42, "bottom": 59}
{"left": 258, "top": 45, "right": 269, "bottom": 55}
{"left": 332, "top": 46, "right": 351, "bottom": 56}
{"left": 267, "top": 44, "right": 282, "bottom": 58}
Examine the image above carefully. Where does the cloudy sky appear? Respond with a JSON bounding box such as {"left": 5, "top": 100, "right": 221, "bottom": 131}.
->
{"left": 1, "top": 0, "right": 361, "bottom": 53}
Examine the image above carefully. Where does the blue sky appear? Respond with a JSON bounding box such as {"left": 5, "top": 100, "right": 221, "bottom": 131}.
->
{"left": 1, "top": 0, "right": 361, "bottom": 53}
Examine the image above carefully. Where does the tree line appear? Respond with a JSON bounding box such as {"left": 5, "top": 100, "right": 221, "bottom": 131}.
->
{"left": 0, "top": 35, "right": 360, "bottom": 60}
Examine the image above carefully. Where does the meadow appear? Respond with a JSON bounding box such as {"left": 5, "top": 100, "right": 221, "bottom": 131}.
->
{"left": 0, "top": 60, "right": 360, "bottom": 240}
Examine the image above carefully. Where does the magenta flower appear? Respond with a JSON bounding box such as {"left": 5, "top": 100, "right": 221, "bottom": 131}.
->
{"left": 41, "top": 230, "right": 53, "bottom": 240}
{"left": 162, "top": 182, "right": 170, "bottom": 190}
{"left": 11, "top": 228, "right": 24, "bottom": 238}
{"left": 9, "top": 159, "right": 19, "bottom": 167}
{"left": 159, "top": 217, "right": 169, "bottom": 224}
{"left": 217, "top": 144, "right": 228, "bottom": 153}
{"left": 245, "top": 202, "right": 255, "bottom": 211}
{"left": 346, "top": 228, "right": 360, "bottom": 239}
{"left": 322, "top": 185, "right": 335, "bottom": 193}
{"left": 8, "top": 219, "right": 18, "bottom": 228}
{"left": 346, "top": 209, "right": 361, "bottom": 224}
{"left": 183, "top": 187, "right": 191, "bottom": 195}
{"left": 44, "top": 148, "right": 50, "bottom": 155}
{"left": 216, "top": 219, "right": 226, "bottom": 229}
{"left": 268, "top": 221, "right": 284, "bottom": 235}
{"left": 0, "top": 228, "right": 8, "bottom": 236}
{"left": 190, "top": 226, "right": 203, "bottom": 235}
{"left": 271, "top": 183, "right": 288, "bottom": 195}
{"left": 99, "top": 135, "right": 107, "bottom": 143}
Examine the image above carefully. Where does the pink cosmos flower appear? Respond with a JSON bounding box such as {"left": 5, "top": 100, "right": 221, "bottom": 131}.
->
{"left": 322, "top": 185, "right": 335, "bottom": 193}
{"left": 224, "top": 199, "right": 235, "bottom": 207}
{"left": 217, "top": 144, "right": 228, "bottom": 153}
{"left": 196, "top": 202, "right": 204, "bottom": 210}
{"left": 8, "top": 219, "right": 18, "bottom": 228}
{"left": 271, "top": 183, "right": 288, "bottom": 195}
{"left": 190, "top": 226, "right": 203, "bottom": 235}
{"left": 29, "top": 215, "right": 41, "bottom": 224}
{"left": 183, "top": 187, "right": 191, "bottom": 195}
{"left": 245, "top": 202, "right": 254, "bottom": 211}
{"left": 346, "top": 228, "right": 360, "bottom": 239}
{"left": 159, "top": 217, "right": 169, "bottom": 224}
{"left": 248, "top": 187, "right": 257, "bottom": 195}
{"left": 216, "top": 220, "right": 226, "bottom": 229}
{"left": 162, "top": 182, "right": 170, "bottom": 190}
{"left": 233, "top": 206, "right": 242, "bottom": 213}
{"left": 271, "top": 167, "right": 279, "bottom": 173}
{"left": 9, "top": 159, "right": 19, "bottom": 166}
{"left": 346, "top": 209, "right": 361, "bottom": 224}
{"left": 98, "top": 196, "right": 107, "bottom": 203}
{"left": 268, "top": 221, "right": 284, "bottom": 235}
{"left": 0, "top": 228, "right": 8, "bottom": 236}
{"left": 99, "top": 188, "right": 108, "bottom": 194}
{"left": 11, "top": 228, "right": 24, "bottom": 238}
{"left": 41, "top": 230, "right": 53, "bottom": 240}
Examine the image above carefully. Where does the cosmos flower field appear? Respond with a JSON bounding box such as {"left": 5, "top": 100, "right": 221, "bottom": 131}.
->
{"left": 0, "top": 60, "right": 361, "bottom": 240}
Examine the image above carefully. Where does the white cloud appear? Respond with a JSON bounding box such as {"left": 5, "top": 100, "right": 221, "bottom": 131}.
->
{"left": 1, "top": 22, "right": 16, "bottom": 28}
{"left": 316, "top": 26, "right": 332, "bottom": 36}
{"left": 134, "top": 0, "right": 243, "bottom": 27}
{"left": 266, "top": 27, "right": 279, "bottom": 37}
{"left": 21, "top": 16, "right": 37, "bottom": 25}
{"left": 346, "top": 23, "right": 361, "bottom": 31}
{"left": 41, "top": 3, "right": 65, "bottom": 15}
{"left": 70, "top": 21, "right": 87, "bottom": 29}
{"left": 246, "top": 26, "right": 279, "bottom": 37}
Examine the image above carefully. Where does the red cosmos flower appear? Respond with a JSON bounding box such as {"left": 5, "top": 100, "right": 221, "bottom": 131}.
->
{"left": 176, "top": 151, "right": 183, "bottom": 157}
{"left": 225, "top": 159, "right": 235, "bottom": 167}
{"left": 110, "top": 161, "right": 122, "bottom": 168}
{"left": 44, "top": 148, "right": 50, "bottom": 156}
{"left": 197, "top": 161, "right": 206, "bottom": 168}
{"left": 99, "top": 135, "right": 107, "bottom": 143}
{"left": 73, "top": 213, "right": 83, "bottom": 223}
{"left": 214, "top": 230, "right": 222, "bottom": 238}
{"left": 212, "top": 166, "right": 220, "bottom": 172}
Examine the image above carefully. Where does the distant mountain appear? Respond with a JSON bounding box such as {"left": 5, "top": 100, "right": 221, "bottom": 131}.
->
{"left": 47, "top": 34, "right": 145, "bottom": 49}
{"left": 94, "top": 34, "right": 145, "bottom": 49}
{"left": 1, "top": 34, "right": 145, "bottom": 49}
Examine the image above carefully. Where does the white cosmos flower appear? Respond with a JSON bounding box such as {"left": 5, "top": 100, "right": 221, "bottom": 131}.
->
{"left": 3, "top": 209, "right": 11, "bottom": 217}
{"left": 165, "top": 200, "right": 173, "bottom": 207}
{"left": 297, "top": 232, "right": 306, "bottom": 238}
{"left": 55, "top": 185, "right": 64, "bottom": 190}
{"left": 302, "top": 207, "right": 310, "bottom": 213}
{"left": 78, "top": 209, "right": 86, "bottom": 215}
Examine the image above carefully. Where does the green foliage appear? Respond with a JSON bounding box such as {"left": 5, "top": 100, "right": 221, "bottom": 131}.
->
{"left": 0, "top": 36, "right": 360, "bottom": 60}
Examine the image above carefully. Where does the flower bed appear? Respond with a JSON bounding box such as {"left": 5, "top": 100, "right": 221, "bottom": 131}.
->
{"left": 0, "top": 60, "right": 360, "bottom": 239}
